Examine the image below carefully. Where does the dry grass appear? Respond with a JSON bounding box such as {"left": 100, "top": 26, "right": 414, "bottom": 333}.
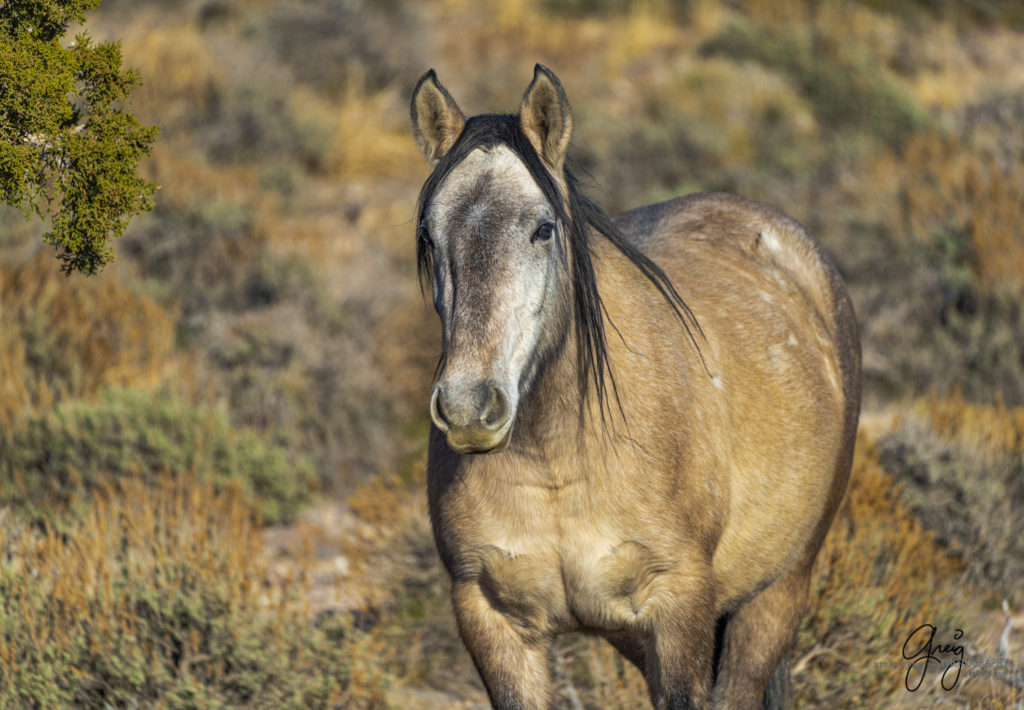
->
{"left": 0, "top": 474, "right": 388, "bottom": 708}
{"left": 326, "top": 82, "right": 421, "bottom": 181}
{"left": 118, "top": 22, "right": 225, "bottom": 129}
{"left": 794, "top": 432, "right": 967, "bottom": 706}
{"left": 0, "top": 251, "right": 181, "bottom": 429}
{"left": 924, "top": 389, "right": 1024, "bottom": 460}
{"left": 878, "top": 393, "right": 1024, "bottom": 608}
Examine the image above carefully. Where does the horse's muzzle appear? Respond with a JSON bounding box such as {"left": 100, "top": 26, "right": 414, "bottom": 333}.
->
{"left": 430, "top": 379, "right": 512, "bottom": 454}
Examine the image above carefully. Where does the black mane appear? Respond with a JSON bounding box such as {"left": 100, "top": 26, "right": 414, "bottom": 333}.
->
{"left": 416, "top": 113, "right": 703, "bottom": 421}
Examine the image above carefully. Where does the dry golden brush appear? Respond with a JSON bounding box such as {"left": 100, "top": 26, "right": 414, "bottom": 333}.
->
{"left": 923, "top": 389, "right": 1024, "bottom": 459}
{"left": 901, "top": 132, "right": 1024, "bottom": 303}
{"left": 794, "top": 431, "right": 965, "bottom": 706}
{"left": 0, "top": 473, "right": 382, "bottom": 708}
{"left": 0, "top": 252, "right": 180, "bottom": 429}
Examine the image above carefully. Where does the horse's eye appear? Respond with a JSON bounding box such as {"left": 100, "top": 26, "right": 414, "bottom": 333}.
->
{"left": 418, "top": 225, "right": 434, "bottom": 248}
{"left": 532, "top": 222, "right": 555, "bottom": 243}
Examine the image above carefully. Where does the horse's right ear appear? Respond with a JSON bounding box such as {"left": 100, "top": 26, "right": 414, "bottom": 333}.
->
{"left": 411, "top": 69, "right": 466, "bottom": 166}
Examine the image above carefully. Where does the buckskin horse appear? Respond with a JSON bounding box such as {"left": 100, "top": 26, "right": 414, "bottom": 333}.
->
{"left": 409, "top": 64, "right": 861, "bottom": 710}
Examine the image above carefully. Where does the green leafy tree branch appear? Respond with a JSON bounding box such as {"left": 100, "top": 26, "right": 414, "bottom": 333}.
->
{"left": 1, "top": 0, "right": 157, "bottom": 275}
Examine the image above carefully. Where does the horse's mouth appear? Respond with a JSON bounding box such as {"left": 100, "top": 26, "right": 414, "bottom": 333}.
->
{"left": 445, "top": 426, "right": 512, "bottom": 455}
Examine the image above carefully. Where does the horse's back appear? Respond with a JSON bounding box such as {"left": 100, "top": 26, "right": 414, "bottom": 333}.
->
{"left": 617, "top": 194, "right": 832, "bottom": 313}
{"left": 613, "top": 191, "right": 858, "bottom": 404}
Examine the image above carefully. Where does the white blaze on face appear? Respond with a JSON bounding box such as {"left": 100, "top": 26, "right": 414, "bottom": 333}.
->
{"left": 426, "top": 145, "right": 564, "bottom": 434}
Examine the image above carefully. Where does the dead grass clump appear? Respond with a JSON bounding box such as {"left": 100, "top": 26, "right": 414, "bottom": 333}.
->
{"left": 0, "top": 474, "right": 387, "bottom": 708}
{"left": 794, "top": 432, "right": 965, "bottom": 707}
{"left": 327, "top": 81, "right": 422, "bottom": 181}
{"left": 0, "top": 251, "right": 179, "bottom": 429}
{"left": 924, "top": 389, "right": 1024, "bottom": 459}
{"left": 900, "top": 131, "right": 1024, "bottom": 303}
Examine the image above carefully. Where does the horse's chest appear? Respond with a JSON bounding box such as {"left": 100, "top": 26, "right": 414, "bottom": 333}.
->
{"left": 464, "top": 499, "right": 674, "bottom": 633}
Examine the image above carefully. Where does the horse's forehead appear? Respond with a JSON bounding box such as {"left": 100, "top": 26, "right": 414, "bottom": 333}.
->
{"left": 431, "top": 145, "right": 544, "bottom": 224}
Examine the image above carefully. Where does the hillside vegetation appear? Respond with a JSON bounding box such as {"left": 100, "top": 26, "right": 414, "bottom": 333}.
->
{"left": 1, "top": 0, "right": 1022, "bottom": 707}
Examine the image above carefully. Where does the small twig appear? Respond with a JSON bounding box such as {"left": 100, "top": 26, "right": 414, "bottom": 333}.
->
{"left": 791, "top": 644, "right": 851, "bottom": 676}
{"left": 22, "top": 124, "right": 86, "bottom": 149}
{"left": 1000, "top": 598, "right": 1012, "bottom": 657}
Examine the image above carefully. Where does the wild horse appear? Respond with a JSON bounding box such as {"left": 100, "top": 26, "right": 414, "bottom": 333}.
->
{"left": 409, "top": 64, "right": 861, "bottom": 709}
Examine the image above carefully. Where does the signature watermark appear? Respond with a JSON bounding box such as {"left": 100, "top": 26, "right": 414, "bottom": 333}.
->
{"left": 871, "top": 623, "right": 1021, "bottom": 692}
{"left": 902, "top": 623, "right": 964, "bottom": 691}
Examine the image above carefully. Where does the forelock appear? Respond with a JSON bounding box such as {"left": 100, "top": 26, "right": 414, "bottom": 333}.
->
{"left": 417, "top": 114, "right": 568, "bottom": 227}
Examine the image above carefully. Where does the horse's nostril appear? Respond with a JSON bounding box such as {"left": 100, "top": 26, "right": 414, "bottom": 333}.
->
{"left": 481, "top": 385, "right": 510, "bottom": 430}
{"left": 432, "top": 380, "right": 511, "bottom": 442}
{"left": 431, "top": 386, "right": 451, "bottom": 431}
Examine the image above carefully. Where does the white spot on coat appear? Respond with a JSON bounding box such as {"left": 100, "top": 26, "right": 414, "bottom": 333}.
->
{"left": 760, "top": 227, "right": 782, "bottom": 253}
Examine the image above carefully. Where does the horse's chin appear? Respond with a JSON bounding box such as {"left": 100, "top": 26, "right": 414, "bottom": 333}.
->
{"left": 445, "top": 427, "right": 512, "bottom": 455}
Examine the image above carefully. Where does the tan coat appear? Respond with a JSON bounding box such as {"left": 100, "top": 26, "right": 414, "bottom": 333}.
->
{"left": 413, "top": 65, "right": 860, "bottom": 710}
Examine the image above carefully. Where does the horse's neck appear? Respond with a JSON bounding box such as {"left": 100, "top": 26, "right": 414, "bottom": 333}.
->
{"left": 512, "top": 235, "right": 636, "bottom": 459}
{"left": 512, "top": 323, "right": 581, "bottom": 455}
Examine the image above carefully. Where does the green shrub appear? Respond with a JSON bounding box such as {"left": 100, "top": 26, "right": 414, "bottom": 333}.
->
{"left": 0, "top": 387, "right": 315, "bottom": 525}
{"left": 0, "top": 0, "right": 158, "bottom": 275}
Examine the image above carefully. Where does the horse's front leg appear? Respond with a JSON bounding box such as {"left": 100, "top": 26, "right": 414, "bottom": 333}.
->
{"left": 711, "top": 560, "right": 813, "bottom": 709}
{"left": 640, "top": 570, "right": 716, "bottom": 710}
{"left": 451, "top": 579, "right": 555, "bottom": 710}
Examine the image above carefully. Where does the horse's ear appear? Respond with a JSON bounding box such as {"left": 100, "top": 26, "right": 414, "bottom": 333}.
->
{"left": 519, "top": 64, "right": 572, "bottom": 173}
{"left": 411, "top": 69, "right": 466, "bottom": 166}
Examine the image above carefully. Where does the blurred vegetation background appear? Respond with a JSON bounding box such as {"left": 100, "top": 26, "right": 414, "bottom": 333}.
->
{"left": 2, "top": 0, "right": 1023, "bottom": 707}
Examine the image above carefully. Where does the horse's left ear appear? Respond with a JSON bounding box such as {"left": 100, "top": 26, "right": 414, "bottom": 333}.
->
{"left": 411, "top": 69, "right": 466, "bottom": 166}
{"left": 519, "top": 64, "right": 573, "bottom": 174}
